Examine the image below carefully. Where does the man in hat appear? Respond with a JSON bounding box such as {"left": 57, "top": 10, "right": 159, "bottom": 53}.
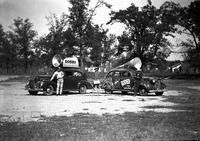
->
{"left": 134, "top": 70, "right": 143, "bottom": 95}
{"left": 51, "top": 67, "right": 64, "bottom": 95}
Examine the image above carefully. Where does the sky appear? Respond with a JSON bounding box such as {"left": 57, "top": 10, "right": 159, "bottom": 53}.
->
{"left": 0, "top": 0, "right": 194, "bottom": 60}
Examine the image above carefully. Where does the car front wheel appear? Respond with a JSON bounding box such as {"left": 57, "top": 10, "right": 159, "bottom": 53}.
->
{"left": 138, "top": 87, "right": 148, "bottom": 96}
{"left": 79, "top": 85, "right": 87, "bottom": 94}
{"left": 44, "top": 85, "right": 55, "bottom": 95}
{"left": 155, "top": 92, "right": 164, "bottom": 96}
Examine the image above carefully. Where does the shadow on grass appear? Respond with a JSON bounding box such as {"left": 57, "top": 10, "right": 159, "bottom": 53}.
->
{"left": 1, "top": 111, "right": 200, "bottom": 141}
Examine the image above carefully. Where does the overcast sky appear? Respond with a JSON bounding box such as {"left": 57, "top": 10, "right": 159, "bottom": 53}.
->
{"left": 0, "top": 0, "right": 194, "bottom": 60}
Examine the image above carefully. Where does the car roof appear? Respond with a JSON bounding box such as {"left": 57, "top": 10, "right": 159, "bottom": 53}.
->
{"left": 62, "top": 67, "right": 82, "bottom": 72}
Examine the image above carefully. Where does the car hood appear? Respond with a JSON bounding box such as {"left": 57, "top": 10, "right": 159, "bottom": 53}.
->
{"left": 31, "top": 75, "right": 51, "bottom": 81}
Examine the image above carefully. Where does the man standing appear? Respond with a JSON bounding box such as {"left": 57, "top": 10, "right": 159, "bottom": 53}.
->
{"left": 51, "top": 67, "right": 64, "bottom": 95}
{"left": 134, "top": 70, "right": 143, "bottom": 95}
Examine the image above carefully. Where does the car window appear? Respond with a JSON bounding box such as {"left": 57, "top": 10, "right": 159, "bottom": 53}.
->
{"left": 73, "top": 71, "right": 82, "bottom": 77}
{"left": 113, "top": 71, "right": 120, "bottom": 77}
{"left": 65, "top": 71, "right": 73, "bottom": 77}
{"left": 122, "top": 71, "right": 131, "bottom": 77}
{"left": 107, "top": 71, "right": 113, "bottom": 78}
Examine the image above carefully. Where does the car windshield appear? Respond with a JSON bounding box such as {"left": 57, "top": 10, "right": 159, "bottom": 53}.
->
{"left": 122, "top": 71, "right": 131, "bottom": 77}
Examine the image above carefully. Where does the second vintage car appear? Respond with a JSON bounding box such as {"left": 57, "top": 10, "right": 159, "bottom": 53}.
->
{"left": 101, "top": 58, "right": 166, "bottom": 96}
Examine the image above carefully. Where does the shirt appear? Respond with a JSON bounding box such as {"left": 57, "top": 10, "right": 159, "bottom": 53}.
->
{"left": 51, "top": 71, "right": 64, "bottom": 80}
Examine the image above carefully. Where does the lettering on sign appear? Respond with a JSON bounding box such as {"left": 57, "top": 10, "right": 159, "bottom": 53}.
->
{"left": 121, "top": 79, "right": 130, "bottom": 86}
{"left": 65, "top": 60, "right": 76, "bottom": 64}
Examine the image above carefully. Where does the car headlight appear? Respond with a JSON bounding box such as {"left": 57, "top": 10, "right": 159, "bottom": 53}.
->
{"left": 40, "top": 81, "right": 44, "bottom": 87}
{"left": 152, "top": 79, "right": 156, "bottom": 83}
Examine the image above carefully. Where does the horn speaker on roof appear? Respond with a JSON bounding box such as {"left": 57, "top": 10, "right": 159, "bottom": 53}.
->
{"left": 52, "top": 54, "right": 62, "bottom": 67}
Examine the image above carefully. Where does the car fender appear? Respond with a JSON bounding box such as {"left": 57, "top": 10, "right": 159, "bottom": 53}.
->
{"left": 42, "top": 80, "right": 57, "bottom": 90}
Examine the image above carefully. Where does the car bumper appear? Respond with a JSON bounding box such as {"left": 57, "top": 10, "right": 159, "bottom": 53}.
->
{"left": 25, "top": 86, "right": 43, "bottom": 91}
{"left": 149, "top": 89, "right": 167, "bottom": 93}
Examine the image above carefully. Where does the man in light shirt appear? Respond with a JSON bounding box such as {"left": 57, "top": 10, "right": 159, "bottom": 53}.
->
{"left": 50, "top": 67, "right": 64, "bottom": 95}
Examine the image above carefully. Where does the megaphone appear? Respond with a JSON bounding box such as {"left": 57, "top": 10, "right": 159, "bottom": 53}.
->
{"left": 127, "top": 57, "right": 142, "bottom": 70}
{"left": 118, "top": 57, "right": 142, "bottom": 70}
{"left": 52, "top": 54, "right": 62, "bottom": 67}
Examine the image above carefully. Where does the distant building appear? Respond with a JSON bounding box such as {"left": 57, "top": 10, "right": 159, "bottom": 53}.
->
{"left": 168, "top": 61, "right": 200, "bottom": 74}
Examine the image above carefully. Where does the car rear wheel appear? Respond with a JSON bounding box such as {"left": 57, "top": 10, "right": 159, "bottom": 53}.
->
{"left": 139, "top": 87, "right": 148, "bottom": 96}
{"left": 44, "top": 85, "right": 55, "bottom": 95}
{"left": 155, "top": 92, "right": 164, "bottom": 96}
{"left": 105, "top": 89, "right": 112, "bottom": 94}
{"left": 28, "top": 90, "right": 38, "bottom": 95}
{"left": 79, "top": 85, "right": 87, "bottom": 94}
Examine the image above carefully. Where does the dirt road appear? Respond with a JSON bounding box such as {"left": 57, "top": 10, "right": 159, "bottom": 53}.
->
{"left": 0, "top": 78, "right": 187, "bottom": 122}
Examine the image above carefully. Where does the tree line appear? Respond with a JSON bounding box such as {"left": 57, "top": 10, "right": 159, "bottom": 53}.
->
{"left": 0, "top": 0, "right": 199, "bottom": 74}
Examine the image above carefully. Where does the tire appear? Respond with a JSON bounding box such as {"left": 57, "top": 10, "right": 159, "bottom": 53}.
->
{"left": 155, "top": 92, "right": 164, "bottom": 96}
{"left": 44, "top": 85, "right": 55, "bottom": 95}
{"left": 28, "top": 90, "right": 38, "bottom": 95}
{"left": 122, "top": 91, "right": 128, "bottom": 95}
{"left": 79, "top": 85, "right": 87, "bottom": 94}
{"left": 105, "top": 89, "right": 112, "bottom": 94}
{"left": 138, "top": 87, "right": 148, "bottom": 96}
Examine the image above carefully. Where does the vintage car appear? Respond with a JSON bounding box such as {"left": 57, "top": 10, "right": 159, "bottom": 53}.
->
{"left": 25, "top": 55, "right": 93, "bottom": 95}
{"left": 101, "top": 65, "right": 166, "bottom": 96}
{"left": 25, "top": 67, "right": 93, "bottom": 95}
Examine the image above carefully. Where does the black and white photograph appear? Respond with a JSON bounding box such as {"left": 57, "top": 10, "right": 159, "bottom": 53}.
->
{"left": 0, "top": 0, "right": 200, "bottom": 140}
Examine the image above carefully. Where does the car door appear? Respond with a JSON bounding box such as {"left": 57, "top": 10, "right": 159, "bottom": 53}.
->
{"left": 112, "top": 71, "right": 122, "bottom": 89}
{"left": 70, "top": 71, "right": 84, "bottom": 89}
{"left": 63, "top": 70, "right": 85, "bottom": 90}
{"left": 63, "top": 71, "right": 73, "bottom": 90}
{"left": 120, "top": 71, "right": 131, "bottom": 90}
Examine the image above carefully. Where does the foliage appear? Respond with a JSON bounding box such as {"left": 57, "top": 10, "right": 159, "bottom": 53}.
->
{"left": 0, "top": 24, "right": 11, "bottom": 72}
{"left": 179, "top": 1, "right": 200, "bottom": 67}
{"left": 1, "top": 0, "right": 199, "bottom": 74}
{"left": 108, "top": 0, "right": 179, "bottom": 66}
{"left": 68, "top": 0, "right": 112, "bottom": 70}
{"left": 163, "top": 1, "right": 200, "bottom": 69}
{"left": 8, "top": 17, "right": 37, "bottom": 72}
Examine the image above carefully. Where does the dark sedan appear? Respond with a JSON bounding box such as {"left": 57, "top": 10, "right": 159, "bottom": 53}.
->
{"left": 25, "top": 68, "right": 93, "bottom": 95}
{"left": 101, "top": 68, "right": 166, "bottom": 96}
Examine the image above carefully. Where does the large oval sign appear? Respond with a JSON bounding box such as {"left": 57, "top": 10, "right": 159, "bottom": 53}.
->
{"left": 63, "top": 57, "right": 79, "bottom": 68}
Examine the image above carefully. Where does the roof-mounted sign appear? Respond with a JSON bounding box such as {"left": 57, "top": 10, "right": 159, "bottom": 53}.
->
{"left": 63, "top": 57, "right": 79, "bottom": 68}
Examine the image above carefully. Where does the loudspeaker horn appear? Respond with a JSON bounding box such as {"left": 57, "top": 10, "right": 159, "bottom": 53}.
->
{"left": 52, "top": 54, "right": 62, "bottom": 67}
{"left": 127, "top": 57, "right": 142, "bottom": 70}
{"left": 117, "top": 57, "right": 142, "bottom": 70}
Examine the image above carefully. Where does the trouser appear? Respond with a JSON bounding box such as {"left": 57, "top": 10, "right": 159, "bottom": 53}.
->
{"left": 57, "top": 78, "right": 63, "bottom": 95}
{"left": 134, "top": 79, "right": 140, "bottom": 95}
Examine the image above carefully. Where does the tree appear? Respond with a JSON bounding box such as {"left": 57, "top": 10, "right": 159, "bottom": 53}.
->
{"left": 68, "top": 0, "right": 111, "bottom": 71}
{"left": 108, "top": 0, "right": 177, "bottom": 66}
{"left": 163, "top": 1, "right": 200, "bottom": 71}
{"left": 8, "top": 17, "right": 37, "bottom": 73}
{"left": 0, "top": 24, "right": 8, "bottom": 72}
{"left": 0, "top": 24, "right": 18, "bottom": 73}
{"left": 178, "top": 1, "right": 200, "bottom": 69}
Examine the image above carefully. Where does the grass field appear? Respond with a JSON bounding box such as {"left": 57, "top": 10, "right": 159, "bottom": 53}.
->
{"left": 0, "top": 79, "right": 200, "bottom": 141}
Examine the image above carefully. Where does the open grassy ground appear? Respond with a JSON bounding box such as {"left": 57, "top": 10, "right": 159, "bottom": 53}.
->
{"left": 0, "top": 79, "right": 200, "bottom": 141}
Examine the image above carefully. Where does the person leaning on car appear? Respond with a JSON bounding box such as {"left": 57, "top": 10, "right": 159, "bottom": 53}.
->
{"left": 50, "top": 67, "right": 64, "bottom": 95}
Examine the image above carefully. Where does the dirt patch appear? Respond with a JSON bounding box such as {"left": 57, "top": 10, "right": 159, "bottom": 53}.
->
{"left": 0, "top": 79, "right": 186, "bottom": 122}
